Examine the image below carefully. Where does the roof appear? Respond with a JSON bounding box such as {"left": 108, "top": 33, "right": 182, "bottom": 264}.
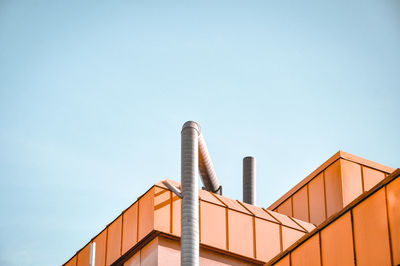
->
{"left": 64, "top": 179, "right": 315, "bottom": 265}
{"left": 267, "top": 151, "right": 395, "bottom": 226}
{"left": 267, "top": 168, "right": 400, "bottom": 266}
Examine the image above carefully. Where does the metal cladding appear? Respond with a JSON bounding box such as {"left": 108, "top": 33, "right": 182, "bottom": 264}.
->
{"left": 198, "top": 132, "right": 221, "bottom": 195}
{"left": 181, "top": 121, "right": 200, "bottom": 266}
{"left": 243, "top": 156, "right": 256, "bottom": 205}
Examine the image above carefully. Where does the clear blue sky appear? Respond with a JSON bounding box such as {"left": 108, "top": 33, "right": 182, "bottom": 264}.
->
{"left": 1, "top": 1, "right": 399, "bottom": 265}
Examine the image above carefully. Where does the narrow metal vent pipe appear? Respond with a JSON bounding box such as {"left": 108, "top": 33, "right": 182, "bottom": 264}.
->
{"left": 198, "top": 132, "right": 221, "bottom": 195}
{"left": 181, "top": 121, "right": 200, "bottom": 266}
{"left": 243, "top": 156, "right": 256, "bottom": 205}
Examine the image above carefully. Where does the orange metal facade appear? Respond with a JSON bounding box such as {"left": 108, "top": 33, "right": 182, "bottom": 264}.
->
{"left": 64, "top": 151, "right": 398, "bottom": 266}
{"left": 268, "top": 168, "right": 400, "bottom": 266}
{"left": 269, "top": 151, "right": 394, "bottom": 226}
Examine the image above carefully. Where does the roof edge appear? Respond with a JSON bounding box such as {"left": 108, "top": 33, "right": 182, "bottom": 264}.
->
{"left": 268, "top": 150, "right": 395, "bottom": 210}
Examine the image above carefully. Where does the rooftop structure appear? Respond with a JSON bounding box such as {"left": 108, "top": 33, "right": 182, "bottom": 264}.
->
{"left": 64, "top": 123, "right": 399, "bottom": 266}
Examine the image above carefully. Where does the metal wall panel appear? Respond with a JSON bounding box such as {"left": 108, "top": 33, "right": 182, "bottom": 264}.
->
{"left": 320, "top": 212, "right": 354, "bottom": 266}
{"left": 77, "top": 243, "right": 90, "bottom": 266}
{"left": 198, "top": 190, "right": 224, "bottom": 206}
{"left": 106, "top": 215, "right": 122, "bottom": 265}
{"left": 308, "top": 173, "right": 326, "bottom": 225}
{"left": 228, "top": 209, "right": 254, "bottom": 258}
{"left": 281, "top": 226, "right": 305, "bottom": 250}
{"left": 200, "top": 201, "right": 226, "bottom": 250}
{"left": 273, "top": 254, "right": 290, "bottom": 266}
{"left": 362, "top": 166, "right": 385, "bottom": 191}
{"left": 292, "top": 186, "right": 309, "bottom": 222}
{"left": 267, "top": 210, "right": 304, "bottom": 231}
{"left": 387, "top": 177, "right": 400, "bottom": 265}
{"left": 65, "top": 256, "right": 77, "bottom": 266}
{"left": 291, "top": 234, "right": 321, "bottom": 266}
{"left": 324, "top": 160, "right": 343, "bottom": 218}
{"left": 172, "top": 195, "right": 181, "bottom": 236}
{"left": 340, "top": 159, "right": 363, "bottom": 206}
{"left": 352, "top": 189, "right": 391, "bottom": 266}
{"left": 241, "top": 202, "right": 277, "bottom": 223}
{"left": 140, "top": 238, "right": 158, "bottom": 266}
{"left": 213, "top": 194, "right": 251, "bottom": 214}
{"left": 124, "top": 251, "right": 140, "bottom": 266}
{"left": 138, "top": 188, "right": 154, "bottom": 240}
{"left": 277, "top": 199, "right": 292, "bottom": 217}
{"left": 255, "top": 217, "right": 280, "bottom": 262}
{"left": 93, "top": 229, "right": 107, "bottom": 266}
{"left": 122, "top": 203, "right": 138, "bottom": 254}
{"left": 154, "top": 187, "right": 171, "bottom": 233}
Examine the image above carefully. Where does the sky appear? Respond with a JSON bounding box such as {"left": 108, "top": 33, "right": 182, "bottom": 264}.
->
{"left": 0, "top": 0, "right": 399, "bottom": 265}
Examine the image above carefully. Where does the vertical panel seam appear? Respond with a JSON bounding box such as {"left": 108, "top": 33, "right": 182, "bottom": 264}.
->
{"left": 170, "top": 191, "right": 173, "bottom": 234}
{"left": 322, "top": 171, "right": 328, "bottom": 220}
{"left": 360, "top": 165, "right": 365, "bottom": 193}
{"left": 279, "top": 224, "right": 283, "bottom": 252}
{"left": 306, "top": 184, "right": 311, "bottom": 222}
{"left": 253, "top": 216, "right": 257, "bottom": 259}
{"left": 137, "top": 201, "right": 140, "bottom": 242}
{"left": 350, "top": 210, "right": 358, "bottom": 266}
{"left": 318, "top": 232, "right": 323, "bottom": 266}
{"left": 199, "top": 199, "right": 202, "bottom": 243}
{"left": 384, "top": 186, "right": 394, "bottom": 266}
{"left": 225, "top": 207, "right": 229, "bottom": 251}
{"left": 104, "top": 228, "right": 109, "bottom": 266}
{"left": 290, "top": 197, "right": 294, "bottom": 217}
{"left": 120, "top": 215, "right": 124, "bottom": 256}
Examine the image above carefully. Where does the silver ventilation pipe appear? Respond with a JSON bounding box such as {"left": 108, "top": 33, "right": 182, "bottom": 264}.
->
{"left": 181, "top": 121, "right": 200, "bottom": 266}
{"left": 198, "top": 132, "right": 222, "bottom": 195}
{"left": 243, "top": 156, "right": 256, "bottom": 205}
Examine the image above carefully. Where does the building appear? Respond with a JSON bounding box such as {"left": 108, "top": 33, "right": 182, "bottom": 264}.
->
{"left": 64, "top": 134, "right": 399, "bottom": 266}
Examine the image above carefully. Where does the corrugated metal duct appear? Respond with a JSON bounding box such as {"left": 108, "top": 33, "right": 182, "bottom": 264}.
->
{"left": 243, "top": 156, "right": 256, "bottom": 205}
{"left": 181, "top": 121, "right": 222, "bottom": 266}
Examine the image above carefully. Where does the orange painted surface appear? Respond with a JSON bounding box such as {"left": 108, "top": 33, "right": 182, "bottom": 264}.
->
{"left": 277, "top": 199, "right": 292, "bottom": 217}
{"left": 352, "top": 188, "right": 391, "bottom": 266}
{"left": 362, "top": 166, "right": 385, "bottom": 191}
{"left": 292, "top": 186, "right": 309, "bottom": 222}
{"left": 65, "top": 256, "right": 77, "bottom": 266}
{"left": 140, "top": 238, "right": 158, "bottom": 266}
{"left": 124, "top": 251, "right": 140, "bottom": 266}
{"left": 138, "top": 188, "right": 154, "bottom": 240}
{"left": 122, "top": 203, "right": 138, "bottom": 254}
{"left": 255, "top": 218, "right": 280, "bottom": 262}
{"left": 324, "top": 160, "right": 343, "bottom": 218}
{"left": 291, "top": 234, "right": 320, "bottom": 266}
{"left": 198, "top": 189, "right": 225, "bottom": 206}
{"left": 320, "top": 212, "right": 354, "bottom": 266}
{"left": 106, "top": 216, "right": 122, "bottom": 265}
{"left": 200, "top": 201, "right": 226, "bottom": 250}
{"left": 291, "top": 217, "right": 315, "bottom": 232}
{"left": 213, "top": 194, "right": 251, "bottom": 214}
{"left": 272, "top": 254, "right": 290, "bottom": 266}
{"left": 266, "top": 210, "right": 304, "bottom": 231}
{"left": 387, "top": 177, "right": 400, "bottom": 265}
{"left": 340, "top": 159, "right": 363, "bottom": 206}
{"left": 268, "top": 151, "right": 394, "bottom": 212}
{"left": 228, "top": 209, "right": 254, "bottom": 258}
{"left": 93, "top": 229, "right": 107, "bottom": 266}
{"left": 241, "top": 202, "right": 277, "bottom": 223}
{"left": 154, "top": 187, "right": 171, "bottom": 233}
{"left": 308, "top": 173, "right": 326, "bottom": 225}
{"left": 77, "top": 243, "right": 90, "bottom": 266}
{"left": 171, "top": 195, "right": 181, "bottom": 236}
{"left": 281, "top": 226, "right": 305, "bottom": 250}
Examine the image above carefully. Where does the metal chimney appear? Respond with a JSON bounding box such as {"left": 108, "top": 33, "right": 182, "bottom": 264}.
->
{"left": 181, "top": 121, "right": 200, "bottom": 266}
{"left": 243, "top": 156, "right": 256, "bottom": 205}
